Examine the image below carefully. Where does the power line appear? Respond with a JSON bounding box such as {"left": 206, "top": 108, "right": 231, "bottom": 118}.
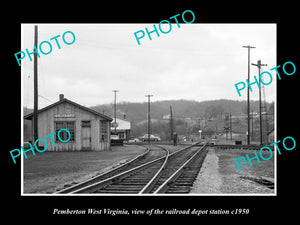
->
{"left": 38, "top": 94, "right": 55, "bottom": 103}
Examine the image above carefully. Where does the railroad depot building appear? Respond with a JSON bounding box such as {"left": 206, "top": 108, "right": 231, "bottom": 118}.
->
{"left": 24, "top": 94, "right": 113, "bottom": 151}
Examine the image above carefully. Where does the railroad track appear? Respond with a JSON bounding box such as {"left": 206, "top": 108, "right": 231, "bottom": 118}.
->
{"left": 55, "top": 145, "right": 151, "bottom": 193}
{"left": 208, "top": 144, "right": 268, "bottom": 151}
{"left": 128, "top": 141, "right": 264, "bottom": 151}
{"left": 55, "top": 145, "right": 167, "bottom": 194}
{"left": 154, "top": 142, "right": 209, "bottom": 194}
{"left": 148, "top": 144, "right": 207, "bottom": 193}
{"left": 55, "top": 142, "right": 210, "bottom": 194}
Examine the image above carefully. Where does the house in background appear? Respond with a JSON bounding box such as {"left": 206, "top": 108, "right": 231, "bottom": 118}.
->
{"left": 111, "top": 118, "right": 131, "bottom": 142}
{"left": 24, "top": 94, "right": 113, "bottom": 151}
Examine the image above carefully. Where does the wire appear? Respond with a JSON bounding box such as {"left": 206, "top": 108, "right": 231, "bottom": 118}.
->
{"left": 38, "top": 94, "right": 55, "bottom": 103}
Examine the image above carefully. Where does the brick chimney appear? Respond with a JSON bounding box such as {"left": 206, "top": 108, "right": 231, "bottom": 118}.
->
{"left": 59, "top": 94, "right": 64, "bottom": 101}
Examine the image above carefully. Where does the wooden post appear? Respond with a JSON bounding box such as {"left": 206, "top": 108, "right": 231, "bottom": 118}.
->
{"left": 33, "top": 25, "right": 38, "bottom": 143}
{"left": 170, "top": 106, "right": 173, "bottom": 142}
{"left": 145, "top": 95, "right": 153, "bottom": 145}
{"left": 242, "top": 45, "right": 255, "bottom": 145}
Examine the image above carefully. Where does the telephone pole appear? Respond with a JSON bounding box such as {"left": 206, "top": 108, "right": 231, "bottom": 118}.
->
{"left": 33, "top": 25, "right": 38, "bottom": 143}
{"left": 251, "top": 110, "right": 254, "bottom": 141}
{"left": 170, "top": 106, "right": 173, "bottom": 142}
{"left": 145, "top": 95, "right": 153, "bottom": 145}
{"left": 251, "top": 59, "right": 267, "bottom": 145}
{"left": 112, "top": 90, "right": 119, "bottom": 134}
{"left": 230, "top": 113, "right": 232, "bottom": 141}
{"left": 242, "top": 45, "right": 255, "bottom": 145}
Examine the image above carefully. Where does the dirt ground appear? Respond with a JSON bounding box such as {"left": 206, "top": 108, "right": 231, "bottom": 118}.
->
{"left": 190, "top": 147, "right": 275, "bottom": 194}
{"left": 23, "top": 145, "right": 148, "bottom": 194}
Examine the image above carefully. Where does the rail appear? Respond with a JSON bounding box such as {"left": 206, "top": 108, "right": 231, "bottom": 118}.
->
{"left": 138, "top": 146, "right": 170, "bottom": 194}
{"left": 55, "top": 145, "right": 150, "bottom": 194}
{"left": 56, "top": 142, "right": 203, "bottom": 194}
{"left": 154, "top": 140, "right": 210, "bottom": 194}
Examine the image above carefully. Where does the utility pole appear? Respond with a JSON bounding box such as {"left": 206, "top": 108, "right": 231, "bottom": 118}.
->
{"left": 170, "top": 106, "right": 173, "bottom": 142}
{"left": 242, "top": 45, "right": 255, "bottom": 145}
{"left": 33, "top": 25, "right": 38, "bottom": 143}
{"left": 112, "top": 90, "right": 119, "bottom": 134}
{"left": 225, "top": 113, "right": 229, "bottom": 141}
{"left": 251, "top": 59, "right": 267, "bottom": 145}
{"left": 145, "top": 95, "right": 153, "bottom": 145}
{"left": 230, "top": 113, "right": 232, "bottom": 141}
{"left": 251, "top": 110, "right": 254, "bottom": 141}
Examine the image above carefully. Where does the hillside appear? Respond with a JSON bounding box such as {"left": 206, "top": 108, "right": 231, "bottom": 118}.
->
{"left": 90, "top": 99, "right": 273, "bottom": 123}
{"left": 90, "top": 99, "right": 274, "bottom": 141}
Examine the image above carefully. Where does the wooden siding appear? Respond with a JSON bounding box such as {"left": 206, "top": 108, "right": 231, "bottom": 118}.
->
{"left": 31, "top": 101, "right": 111, "bottom": 151}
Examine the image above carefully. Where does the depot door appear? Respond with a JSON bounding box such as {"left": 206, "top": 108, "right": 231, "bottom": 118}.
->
{"left": 81, "top": 121, "right": 91, "bottom": 150}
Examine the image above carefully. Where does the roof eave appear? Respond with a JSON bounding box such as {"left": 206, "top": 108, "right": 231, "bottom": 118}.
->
{"left": 23, "top": 98, "right": 113, "bottom": 121}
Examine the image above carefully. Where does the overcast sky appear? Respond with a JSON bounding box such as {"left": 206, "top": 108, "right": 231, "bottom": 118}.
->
{"left": 21, "top": 23, "right": 276, "bottom": 109}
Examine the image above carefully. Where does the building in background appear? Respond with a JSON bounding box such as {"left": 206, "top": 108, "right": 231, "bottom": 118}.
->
{"left": 111, "top": 118, "right": 131, "bottom": 143}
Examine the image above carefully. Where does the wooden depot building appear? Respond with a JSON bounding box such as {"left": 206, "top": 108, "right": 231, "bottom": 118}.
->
{"left": 24, "top": 94, "right": 113, "bottom": 151}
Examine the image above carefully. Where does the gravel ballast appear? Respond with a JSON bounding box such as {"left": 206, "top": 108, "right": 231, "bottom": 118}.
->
{"left": 190, "top": 148, "right": 275, "bottom": 194}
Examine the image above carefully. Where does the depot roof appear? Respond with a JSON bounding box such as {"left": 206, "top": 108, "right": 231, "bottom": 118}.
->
{"left": 24, "top": 95, "right": 113, "bottom": 121}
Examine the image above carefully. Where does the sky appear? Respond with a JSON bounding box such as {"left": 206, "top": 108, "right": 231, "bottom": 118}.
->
{"left": 21, "top": 23, "right": 276, "bottom": 109}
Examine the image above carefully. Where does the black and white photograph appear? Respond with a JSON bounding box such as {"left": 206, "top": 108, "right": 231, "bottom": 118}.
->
{"left": 21, "top": 23, "right": 276, "bottom": 195}
{"left": 4, "top": 4, "right": 298, "bottom": 221}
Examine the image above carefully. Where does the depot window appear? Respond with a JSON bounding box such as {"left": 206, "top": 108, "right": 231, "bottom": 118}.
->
{"left": 100, "top": 120, "right": 108, "bottom": 142}
{"left": 55, "top": 121, "right": 75, "bottom": 142}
